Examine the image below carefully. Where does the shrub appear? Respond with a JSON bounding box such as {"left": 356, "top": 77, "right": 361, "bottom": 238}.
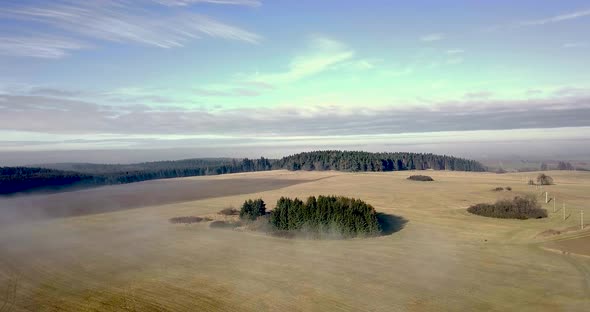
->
{"left": 209, "top": 220, "right": 239, "bottom": 229}
{"left": 528, "top": 179, "right": 535, "bottom": 185}
{"left": 219, "top": 207, "right": 239, "bottom": 216}
{"left": 537, "top": 173, "right": 553, "bottom": 185}
{"left": 467, "top": 195, "right": 547, "bottom": 219}
{"left": 239, "top": 199, "right": 266, "bottom": 221}
{"left": 268, "top": 195, "right": 381, "bottom": 238}
{"left": 506, "top": 186, "right": 512, "bottom": 191}
{"left": 407, "top": 175, "right": 434, "bottom": 181}
{"left": 169, "top": 216, "right": 211, "bottom": 224}
{"left": 492, "top": 187, "right": 504, "bottom": 192}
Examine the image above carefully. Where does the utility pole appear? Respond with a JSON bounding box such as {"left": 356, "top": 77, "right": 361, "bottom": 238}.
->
{"left": 545, "top": 192, "right": 548, "bottom": 204}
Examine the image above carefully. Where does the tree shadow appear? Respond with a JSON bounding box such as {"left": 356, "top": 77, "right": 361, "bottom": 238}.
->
{"left": 376, "top": 213, "right": 408, "bottom": 236}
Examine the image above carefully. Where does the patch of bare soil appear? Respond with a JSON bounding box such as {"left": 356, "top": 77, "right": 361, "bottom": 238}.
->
{"left": 0, "top": 177, "right": 309, "bottom": 224}
{"left": 544, "top": 233, "right": 590, "bottom": 257}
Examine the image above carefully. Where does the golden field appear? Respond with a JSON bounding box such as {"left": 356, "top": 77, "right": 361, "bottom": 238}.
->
{"left": 1, "top": 170, "right": 589, "bottom": 311}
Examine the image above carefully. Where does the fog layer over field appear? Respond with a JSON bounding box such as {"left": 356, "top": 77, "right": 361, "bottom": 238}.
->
{"left": 1, "top": 170, "right": 589, "bottom": 311}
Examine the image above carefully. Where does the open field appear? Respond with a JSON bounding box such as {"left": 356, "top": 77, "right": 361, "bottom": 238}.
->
{"left": 0, "top": 172, "right": 316, "bottom": 224}
{"left": 1, "top": 170, "right": 590, "bottom": 311}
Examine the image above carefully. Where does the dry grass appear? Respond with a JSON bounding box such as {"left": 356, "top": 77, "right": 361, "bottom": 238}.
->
{"left": 1, "top": 170, "right": 589, "bottom": 311}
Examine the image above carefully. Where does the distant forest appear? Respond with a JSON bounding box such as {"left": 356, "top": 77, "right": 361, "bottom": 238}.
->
{"left": 274, "top": 151, "right": 486, "bottom": 172}
{"left": 0, "top": 158, "right": 272, "bottom": 195}
{"left": 0, "top": 151, "right": 485, "bottom": 195}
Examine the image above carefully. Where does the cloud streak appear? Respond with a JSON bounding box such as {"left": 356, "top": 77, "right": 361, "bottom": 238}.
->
{"left": 2, "top": 91, "right": 590, "bottom": 137}
{"left": 0, "top": 35, "right": 86, "bottom": 58}
{"left": 0, "top": 0, "right": 260, "bottom": 58}
{"left": 248, "top": 36, "right": 354, "bottom": 84}
{"left": 520, "top": 8, "right": 590, "bottom": 26}
{"left": 153, "top": 0, "right": 261, "bottom": 6}
{"left": 420, "top": 33, "right": 444, "bottom": 42}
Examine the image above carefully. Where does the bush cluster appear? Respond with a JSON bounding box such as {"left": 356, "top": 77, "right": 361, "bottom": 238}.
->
{"left": 467, "top": 196, "right": 547, "bottom": 219}
{"left": 219, "top": 207, "right": 239, "bottom": 216}
{"left": 407, "top": 175, "right": 434, "bottom": 181}
{"left": 537, "top": 173, "right": 553, "bottom": 185}
{"left": 268, "top": 195, "right": 381, "bottom": 237}
{"left": 239, "top": 199, "right": 266, "bottom": 220}
{"left": 169, "top": 216, "right": 210, "bottom": 224}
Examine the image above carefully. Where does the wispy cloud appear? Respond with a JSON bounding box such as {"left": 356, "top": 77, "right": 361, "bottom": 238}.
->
{"left": 563, "top": 41, "right": 588, "bottom": 48}
{"left": 0, "top": 0, "right": 260, "bottom": 58}
{"left": 420, "top": 33, "right": 444, "bottom": 42}
{"left": 463, "top": 91, "right": 493, "bottom": 99}
{"left": 153, "top": 0, "right": 261, "bottom": 6}
{"left": 2, "top": 88, "right": 590, "bottom": 136}
{"left": 446, "top": 49, "right": 464, "bottom": 54}
{"left": 193, "top": 87, "right": 260, "bottom": 97}
{"left": 520, "top": 8, "right": 590, "bottom": 26}
{"left": 248, "top": 36, "right": 355, "bottom": 84}
{"left": 0, "top": 35, "right": 86, "bottom": 59}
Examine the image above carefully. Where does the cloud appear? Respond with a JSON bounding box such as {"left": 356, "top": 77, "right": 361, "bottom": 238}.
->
{"left": 248, "top": 36, "right": 354, "bottom": 84}
{"left": 520, "top": 8, "right": 590, "bottom": 26}
{"left": 446, "top": 49, "right": 464, "bottom": 54}
{"left": 420, "top": 33, "right": 444, "bottom": 42}
{"left": 563, "top": 42, "right": 588, "bottom": 48}
{"left": 153, "top": 0, "right": 261, "bottom": 6}
{"left": 193, "top": 87, "right": 260, "bottom": 97}
{"left": 0, "top": 0, "right": 260, "bottom": 58}
{"left": 0, "top": 36, "right": 86, "bottom": 59}
{"left": 464, "top": 91, "right": 493, "bottom": 99}
{"left": 27, "top": 87, "right": 85, "bottom": 97}
{"left": 237, "top": 81, "right": 275, "bottom": 90}
{"left": 446, "top": 57, "right": 463, "bottom": 65}
{"left": 2, "top": 91, "right": 590, "bottom": 137}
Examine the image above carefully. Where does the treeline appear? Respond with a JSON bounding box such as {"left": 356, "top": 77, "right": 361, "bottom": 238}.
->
{"left": 1, "top": 151, "right": 486, "bottom": 195}
{"left": 0, "top": 157, "right": 273, "bottom": 195}
{"left": 274, "top": 151, "right": 486, "bottom": 172}
{"left": 0, "top": 167, "right": 94, "bottom": 195}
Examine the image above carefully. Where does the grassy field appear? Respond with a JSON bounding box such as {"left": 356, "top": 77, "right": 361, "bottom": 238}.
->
{"left": 1, "top": 170, "right": 589, "bottom": 311}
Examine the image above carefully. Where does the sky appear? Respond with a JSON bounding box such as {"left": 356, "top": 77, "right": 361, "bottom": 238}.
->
{"left": 0, "top": 0, "right": 590, "bottom": 164}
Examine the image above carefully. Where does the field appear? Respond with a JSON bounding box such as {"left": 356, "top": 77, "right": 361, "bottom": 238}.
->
{"left": 1, "top": 170, "right": 589, "bottom": 311}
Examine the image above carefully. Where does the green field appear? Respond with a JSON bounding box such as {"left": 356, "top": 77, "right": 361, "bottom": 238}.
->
{"left": 1, "top": 170, "right": 589, "bottom": 311}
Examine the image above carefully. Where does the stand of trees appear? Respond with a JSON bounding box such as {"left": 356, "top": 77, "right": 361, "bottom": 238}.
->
{"left": 239, "top": 199, "right": 266, "bottom": 220}
{"left": 274, "top": 151, "right": 485, "bottom": 172}
{"left": 268, "top": 195, "right": 381, "bottom": 237}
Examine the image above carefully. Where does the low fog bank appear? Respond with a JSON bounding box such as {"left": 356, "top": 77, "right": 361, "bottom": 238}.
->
{"left": 1, "top": 139, "right": 589, "bottom": 166}
{"left": 0, "top": 178, "right": 307, "bottom": 225}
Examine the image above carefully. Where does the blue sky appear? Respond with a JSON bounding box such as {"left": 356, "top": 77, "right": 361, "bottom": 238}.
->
{"left": 0, "top": 0, "right": 589, "bottom": 162}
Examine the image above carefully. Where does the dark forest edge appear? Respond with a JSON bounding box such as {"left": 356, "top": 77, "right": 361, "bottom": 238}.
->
{"left": 0, "top": 150, "right": 485, "bottom": 195}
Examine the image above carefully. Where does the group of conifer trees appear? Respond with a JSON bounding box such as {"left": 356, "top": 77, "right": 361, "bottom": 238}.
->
{"left": 240, "top": 195, "right": 382, "bottom": 237}
{"left": 274, "top": 151, "right": 485, "bottom": 172}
